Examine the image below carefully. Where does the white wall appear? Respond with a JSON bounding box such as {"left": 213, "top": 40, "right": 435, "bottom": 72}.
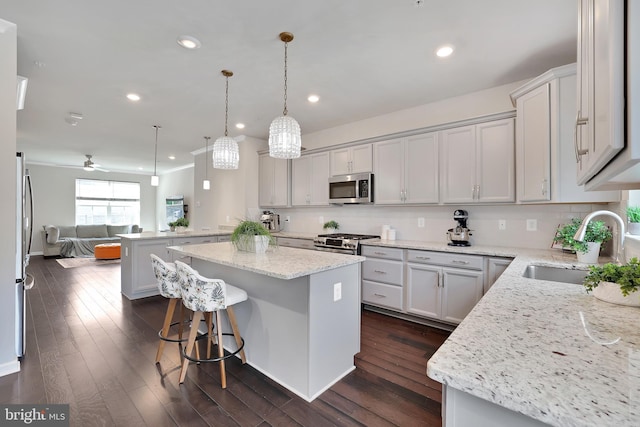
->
{"left": 191, "top": 136, "right": 265, "bottom": 230}
{"left": 0, "top": 18, "right": 18, "bottom": 375}
{"left": 155, "top": 166, "right": 194, "bottom": 230}
{"left": 27, "top": 164, "right": 158, "bottom": 254}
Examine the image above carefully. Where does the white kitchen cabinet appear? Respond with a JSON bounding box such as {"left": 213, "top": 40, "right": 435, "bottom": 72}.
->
{"left": 373, "top": 132, "right": 439, "bottom": 204}
{"left": 259, "top": 154, "right": 289, "bottom": 207}
{"left": 485, "top": 257, "right": 512, "bottom": 294}
{"left": 406, "top": 250, "right": 484, "bottom": 325}
{"left": 361, "top": 246, "right": 404, "bottom": 311}
{"left": 510, "top": 64, "right": 619, "bottom": 203}
{"left": 170, "top": 235, "right": 220, "bottom": 262}
{"left": 121, "top": 238, "right": 173, "bottom": 300}
{"left": 292, "top": 152, "right": 329, "bottom": 206}
{"left": 330, "top": 144, "right": 372, "bottom": 176}
{"left": 575, "top": 0, "right": 625, "bottom": 185}
{"left": 440, "top": 118, "right": 515, "bottom": 204}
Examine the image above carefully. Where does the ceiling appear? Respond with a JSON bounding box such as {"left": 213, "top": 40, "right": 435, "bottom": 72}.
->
{"left": 3, "top": 0, "right": 577, "bottom": 175}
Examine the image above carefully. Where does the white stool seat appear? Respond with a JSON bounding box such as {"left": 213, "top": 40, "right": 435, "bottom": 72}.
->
{"left": 226, "top": 284, "right": 248, "bottom": 306}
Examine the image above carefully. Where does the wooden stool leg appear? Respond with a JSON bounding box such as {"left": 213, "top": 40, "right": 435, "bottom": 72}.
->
{"left": 206, "top": 312, "right": 213, "bottom": 359}
{"left": 226, "top": 306, "right": 246, "bottom": 364}
{"left": 194, "top": 311, "right": 201, "bottom": 362}
{"left": 178, "top": 302, "right": 185, "bottom": 340}
{"left": 179, "top": 311, "right": 202, "bottom": 384}
{"left": 155, "top": 298, "right": 178, "bottom": 363}
{"left": 216, "top": 311, "right": 226, "bottom": 388}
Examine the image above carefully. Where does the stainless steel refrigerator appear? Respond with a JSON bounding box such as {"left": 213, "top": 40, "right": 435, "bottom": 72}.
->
{"left": 16, "top": 152, "right": 34, "bottom": 359}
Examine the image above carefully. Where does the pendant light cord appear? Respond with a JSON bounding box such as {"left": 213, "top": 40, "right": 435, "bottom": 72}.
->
{"left": 204, "top": 136, "right": 210, "bottom": 176}
{"left": 283, "top": 40, "right": 288, "bottom": 116}
{"left": 153, "top": 125, "right": 160, "bottom": 176}
{"left": 224, "top": 76, "right": 229, "bottom": 136}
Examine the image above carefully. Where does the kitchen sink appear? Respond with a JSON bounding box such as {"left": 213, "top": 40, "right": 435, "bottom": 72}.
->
{"left": 522, "top": 265, "right": 588, "bottom": 285}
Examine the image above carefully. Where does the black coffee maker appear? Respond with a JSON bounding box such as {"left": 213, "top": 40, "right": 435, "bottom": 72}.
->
{"left": 447, "top": 209, "right": 472, "bottom": 246}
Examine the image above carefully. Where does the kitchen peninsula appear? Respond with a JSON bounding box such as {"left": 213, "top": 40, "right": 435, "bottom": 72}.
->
{"left": 119, "top": 230, "right": 231, "bottom": 300}
{"left": 168, "top": 241, "right": 365, "bottom": 402}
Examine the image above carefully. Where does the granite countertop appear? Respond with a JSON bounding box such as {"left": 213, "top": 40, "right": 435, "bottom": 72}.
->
{"left": 424, "top": 246, "right": 640, "bottom": 427}
{"left": 168, "top": 241, "right": 364, "bottom": 280}
{"left": 117, "top": 229, "right": 231, "bottom": 240}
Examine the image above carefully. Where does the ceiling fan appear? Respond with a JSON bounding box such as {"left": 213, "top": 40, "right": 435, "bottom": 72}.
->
{"left": 81, "top": 154, "right": 109, "bottom": 172}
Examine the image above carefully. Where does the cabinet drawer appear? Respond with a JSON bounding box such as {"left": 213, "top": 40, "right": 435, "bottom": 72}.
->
{"left": 172, "top": 236, "right": 217, "bottom": 246}
{"left": 361, "top": 245, "right": 404, "bottom": 261}
{"left": 277, "top": 237, "right": 315, "bottom": 250}
{"left": 217, "top": 234, "right": 231, "bottom": 242}
{"left": 407, "top": 250, "right": 483, "bottom": 270}
{"left": 362, "top": 259, "right": 403, "bottom": 285}
{"left": 362, "top": 280, "right": 403, "bottom": 310}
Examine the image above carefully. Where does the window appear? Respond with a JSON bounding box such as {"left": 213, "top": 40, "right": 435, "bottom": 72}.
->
{"left": 76, "top": 179, "right": 140, "bottom": 225}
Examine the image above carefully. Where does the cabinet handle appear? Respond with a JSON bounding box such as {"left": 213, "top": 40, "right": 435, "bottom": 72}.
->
{"left": 416, "top": 256, "right": 431, "bottom": 260}
{"left": 541, "top": 179, "right": 547, "bottom": 196}
{"left": 471, "top": 185, "right": 476, "bottom": 199}
{"left": 475, "top": 185, "right": 480, "bottom": 200}
{"left": 373, "top": 270, "right": 387, "bottom": 274}
{"left": 373, "top": 293, "right": 387, "bottom": 298}
{"left": 374, "top": 252, "right": 387, "bottom": 256}
{"left": 574, "top": 111, "right": 589, "bottom": 162}
{"left": 438, "top": 271, "right": 443, "bottom": 288}
{"left": 451, "top": 260, "right": 470, "bottom": 265}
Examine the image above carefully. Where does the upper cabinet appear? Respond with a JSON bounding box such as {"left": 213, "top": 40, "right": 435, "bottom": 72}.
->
{"left": 330, "top": 144, "right": 372, "bottom": 176}
{"left": 510, "top": 63, "right": 619, "bottom": 203}
{"left": 292, "top": 152, "right": 330, "bottom": 206}
{"left": 259, "top": 154, "right": 290, "bottom": 208}
{"left": 373, "top": 132, "right": 439, "bottom": 205}
{"left": 440, "top": 118, "right": 515, "bottom": 204}
{"left": 575, "top": 0, "right": 625, "bottom": 185}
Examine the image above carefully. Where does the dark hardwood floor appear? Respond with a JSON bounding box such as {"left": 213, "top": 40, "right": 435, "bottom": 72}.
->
{"left": 1, "top": 256, "right": 450, "bottom": 426}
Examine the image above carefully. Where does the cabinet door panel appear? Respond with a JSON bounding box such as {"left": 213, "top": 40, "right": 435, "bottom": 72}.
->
{"left": 362, "top": 258, "right": 403, "bottom": 286}
{"left": 476, "top": 119, "right": 515, "bottom": 203}
{"left": 330, "top": 148, "right": 351, "bottom": 176}
{"left": 374, "top": 139, "right": 404, "bottom": 204}
{"left": 517, "top": 84, "right": 551, "bottom": 202}
{"left": 441, "top": 268, "right": 483, "bottom": 324}
{"left": 259, "top": 155, "right": 274, "bottom": 206}
{"left": 440, "top": 126, "right": 476, "bottom": 203}
{"left": 292, "top": 156, "right": 310, "bottom": 206}
{"left": 406, "top": 133, "right": 439, "bottom": 203}
{"left": 309, "top": 153, "right": 329, "bottom": 205}
{"left": 351, "top": 144, "right": 373, "bottom": 174}
{"left": 406, "top": 264, "right": 441, "bottom": 319}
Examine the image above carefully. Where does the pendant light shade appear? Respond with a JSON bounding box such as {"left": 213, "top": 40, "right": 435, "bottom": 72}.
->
{"left": 213, "top": 70, "right": 239, "bottom": 169}
{"left": 203, "top": 136, "right": 211, "bottom": 190}
{"left": 269, "top": 32, "right": 301, "bottom": 159}
{"left": 151, "top": 125, "right": 161, "bottom": 187}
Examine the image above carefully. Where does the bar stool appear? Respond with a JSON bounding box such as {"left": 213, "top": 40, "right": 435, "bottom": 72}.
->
{"left": 150, "top": 254, "right": 196, "bottom": 364}
{"left": 175, "top": 260, "right": 247, "bottom": 388}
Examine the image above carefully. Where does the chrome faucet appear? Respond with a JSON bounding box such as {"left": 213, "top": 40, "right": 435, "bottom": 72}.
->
{"left": 573, "top": 210, "right": 625, "bottom": 264}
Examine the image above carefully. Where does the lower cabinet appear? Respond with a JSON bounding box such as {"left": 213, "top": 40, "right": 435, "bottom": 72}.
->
{"left": 485, "top": 257, "right": 512, "bottom": 294}
{"left": 361, "top": 245, "right": 486, "bottom": 325}
{"left": 276, "top": 236, "right": 316, "bottom": 250}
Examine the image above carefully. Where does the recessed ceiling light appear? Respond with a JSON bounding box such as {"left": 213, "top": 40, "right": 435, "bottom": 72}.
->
{"left": 126, "top": 93, "right": 141, "bottom": 101}
{"left": 436, "top": 45, "right": 454, "bottom": 58}
{"left": 177, "top": 35, "right": 201, "bottom": 50}
{"left": 235, "top": 123, "right": 245, "bottom": 129}
{"left": 168, "top": 155, "right": 175, "bottom": 160}
{"left": 308, "top": 95, "right": 320, "bottom": 103}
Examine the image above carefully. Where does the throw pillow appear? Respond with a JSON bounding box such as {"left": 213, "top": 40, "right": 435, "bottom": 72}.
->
{"left": 44, "top": 225, "right": 59, "bottom": 244}
{"left": 77, "top": 224, "right": 108, "bottom": 238}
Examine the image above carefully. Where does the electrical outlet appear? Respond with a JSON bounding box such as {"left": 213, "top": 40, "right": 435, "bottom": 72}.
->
{"left": 498, "top": 219, "right": 506, "bottom": 230}
{"left": 319, "top": 216, "right": 324, "bottom": 225}
{"left": 418, "top": 217, "right": 425, "bottom": 228}
{"left": 285, "top": 215, "right": 291, "bottom": 223}
{"left": 226, "top": 215, "right": 230, "bottom": 223}
{"left": 333, "top": 282, "right": 342, "bottom": 302}
{"left": 526, "top": 219, "right": 538, "bottom": 231}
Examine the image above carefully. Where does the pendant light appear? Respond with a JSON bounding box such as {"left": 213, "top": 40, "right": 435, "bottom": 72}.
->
{"left": 203, "top": 136, "right": 211, "bottom": 190}
{"left": 269, "top": 32, "right": 301, "bottom": 159}
{"left": 212, "top": 70, "right": 239, "bottom": 169}
{"left": 151, "top": 125, "right": 161, "bottom": 186}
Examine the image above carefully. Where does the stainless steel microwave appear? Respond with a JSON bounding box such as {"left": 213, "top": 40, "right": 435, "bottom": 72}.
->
{"left": 329, "top": 173, "right": 374, "bottom": 204}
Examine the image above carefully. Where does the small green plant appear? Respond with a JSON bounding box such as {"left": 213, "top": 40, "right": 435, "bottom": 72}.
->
{"left": 168, "top": 217, "right": 189, "bottom": 228}
{"left": 553, "top": 218, "right": 612, "bottom": 254}
{"left": 583, "top": 258, "right": 640, "bottom": 296}
{"left": 323, "top": 220, "right": 340, "bottom": 231}
{"left": 627, "top": 206, "right": 640, "bottom": 223}
{"left": 230, "top": 220, "right": 276, "bottom": 247}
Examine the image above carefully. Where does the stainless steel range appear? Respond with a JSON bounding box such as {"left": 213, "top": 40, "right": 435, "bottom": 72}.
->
{"left": 313, "top": 233, "right": 380, "bottom": 254}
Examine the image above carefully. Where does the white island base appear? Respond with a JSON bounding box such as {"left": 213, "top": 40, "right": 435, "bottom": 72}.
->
{"left": 172, "top": 243, "right": 363, "bottom": 402}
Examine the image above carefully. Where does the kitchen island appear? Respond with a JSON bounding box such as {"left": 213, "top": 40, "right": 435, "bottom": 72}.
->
{"left": 168, "top": 241, "right": 365, "bottom": 402}
{"left": 119, "top": 230, "right": 231, "bottom": 300}
{"left": 426, "top": 247, "right": 640, "bottom": 427}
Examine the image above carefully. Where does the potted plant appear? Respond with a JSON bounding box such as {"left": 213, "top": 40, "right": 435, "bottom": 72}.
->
{"left": 553, "top": 217, "right": 612, "bottom": 263}
{"left": 231, "top": 220, "right": 276, "bottom": 253}
{"left": 627, "top": 205, "right": 640, "bottom": 235}
{"left": 583, "top": 257, "right": 640, "bottom": 306}
{"left": 168, "top": 217, "right": 189, "bottom": 232}
{"left": 323, "top": 220, "right": 340, "bottom": 234}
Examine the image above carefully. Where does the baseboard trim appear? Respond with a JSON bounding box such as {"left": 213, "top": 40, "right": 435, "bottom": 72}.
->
{"left": 0, "top": 358, "right": 20, "bottom": 378}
